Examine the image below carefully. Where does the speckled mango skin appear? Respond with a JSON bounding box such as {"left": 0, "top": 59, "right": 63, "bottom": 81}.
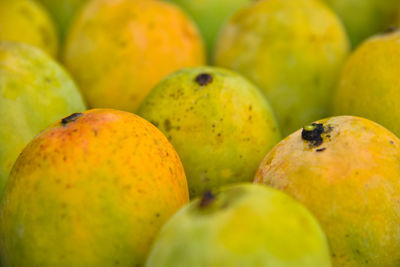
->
{"left": 254, "top": 116, "right": 400, "bottom": 266}
{"left": 168, "top": 0, "right": 252, "bottom": 59}
{"left": 322, "top": 0, "right": 399, "bottom": 49}
{"left": 0, "top": 0, "right": 58, "bottom": 57}
{"left": 333, "top": 31, "right": 400, "bottom": 138}
{"left": 0, "top": 109, "right": 189, "bottom": 267}
{"left": 214, "top": 0, "right": 349, "bottom": 136}
{"left": 146, "top": 183, "right": 331, "bottom": 267}
{"left": 36, "top": 0, "right": 89, "bottom": 41}
{"left": 62, "top": 0, "right": 206, "bottom": 113}
{"left": 0, "top": 41, "right": 86, "bottom": 197}
{"left": 138, "top": 67, "right": 281, "bottom": 197}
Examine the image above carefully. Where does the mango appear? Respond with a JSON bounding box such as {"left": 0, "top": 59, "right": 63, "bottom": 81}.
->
{"left": 322, "top": 0, "right": 399, "bottom": 48}
{"left": 333, "top": 30, "right": 400, "bottom": 138}
{"left": 214, "top": 0, "right": 349, "bottom": 136}
{"left": 168, "top": 0, "right": 252, "bottom": 58}
{"left": 138, "top": 66, "right": 281, "bottom": 197}
{"left": 146, "top": 183, "right": 331, "bottom": 267}
{"left": 36, "top": 0, "right": 89, "bottom": 41}
{"left": 254, "top": 116, "right": 400, "bottom": 266}
{"left": 0, "top": 41, "right": 85, "bottom": 196}
{"left": 63, "top": 0, "right": 206, "bottom": 113}
{"left": 0, "top": 0, "right": 58, "bottom": 56}
{"left": 0, "top": 109, "right": 189, "bottom": 267}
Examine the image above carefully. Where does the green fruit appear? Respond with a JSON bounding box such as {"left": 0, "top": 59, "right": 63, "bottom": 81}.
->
{"left": 138, "top": 67, "right": 281, "bottom": 197}
{"left": 0, "top": 0, "right": 58, "bottom": 56}
{"left": 168, "top": 0, "right": 252, "bottom": 59}
{"left": 146, "top": 183, "right": 332, "bottom": 267}
{"left": 0, "top": 109, "right": 189, "bottom": 267}
{"left": 214, "top": 0, "right": 349, "bottom": 136}
{"left": 333, "top": 30, "right": 400, "bottom": 137}
{"left": 36, "top": 0, "right": 89, "bottom": 41}
{"left": 321, "top": 0, "right": 399, "bottom": 49}
{"left": 0, "top": 41, "right": 86, "bottom": 196}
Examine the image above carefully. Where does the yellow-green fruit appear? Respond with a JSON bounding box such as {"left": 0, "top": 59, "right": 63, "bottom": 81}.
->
{"left": 0, "top": 109, "right": 189, "bottom": 267}
{"left": 333, "top": 30, "right": 400, "bottom": 138}
{"left": 322, "top": 0, "right": 399, "bottom": 49}
{"left": 168, "top": 0, "right": 252, "bottom": 59}
{"left": 214, "top": 0, "right": 349, "bottom": 136}
{"left": 0, "top": 0, "right": 58, "bottom": 56}
{"left": 63, "top": 0, "right": 206, "bottom": 113}
{"left": 36, "top": 0, "right": 89, "bottom": 40}
{"left": 0, "top": 41, "right": 86, "bottom": 196}
{"left": 254, "top": 116, "right": 400, "bottom": 266}
{"left": 138, "top": 67, "right": 281, "bottom": 197}
{"left": 146, "top": 184, "right": 331, "bottom": 267}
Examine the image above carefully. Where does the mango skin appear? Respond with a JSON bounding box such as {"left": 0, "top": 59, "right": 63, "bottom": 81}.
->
{"left": 0, "top": 41, "right": 86, "bottom": 196}
{"left": 168, "top": 0, "right": 251, "bottom": 59}
{"left": 138, "top": 67, "right": 281, "bottom": 197}
{"left": 36, "top": 0, "right": 89, "bottom": 41}
{"left": 254, "top": 116, "right": 400, "bottom": 266}
{"left": 214, "top": 0, "right": 349, "bottom": 136}
{"left": 0, "top": 0, "right": 58, "bottom": 56}
{"left": 146, "top": 183, "right": 331, "bottom": 267}
{"left": 63, "top": 0, "right": 206, "bottom": 113}
{"left": 0, "top": 109, "right": 189, "bottom": 267}
{"left": 333, "top": 31, "right": 400, "bottom": 138}
{"left": 322, "top": 0, "right": 399, "bottom": 49}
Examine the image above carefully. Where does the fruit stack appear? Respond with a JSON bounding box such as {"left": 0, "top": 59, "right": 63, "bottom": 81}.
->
{"left": 0, "top": 0, "right": 400, "bottom": 266}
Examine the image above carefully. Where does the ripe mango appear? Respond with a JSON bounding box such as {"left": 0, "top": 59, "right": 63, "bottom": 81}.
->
{"left": 214, "top": 0, "right": 349, "bottom": 136}
{"left": 168, "top": 0, "right": 252, "bottom": 58}
{"left": 333, "top": 30, "right": 400, "bottom": 138}
{"left": 254, "top": 116, "right": 400, "bottom": 266}
{"left": 0, "top": 0, "right": 58, "bottom": 56}
{"left": 0, "top": 109, "right": 189, "bottom": 267}
{"left": 63, "top": 0, "right": 206, "bottom": 113}
{"left": 36, "top": 0, "right": 89, "bottom": 41}
{"left": 321, "top": 0, "right": 399, "bottom": 48}
{"left": 138, "top": 66, "right": 281, "bottom": 197}
{"left": 146, "top": 184, "right": 331, "bottom": 267}
{"left": 0, "top": 41, "right": 85, "bottom": 196}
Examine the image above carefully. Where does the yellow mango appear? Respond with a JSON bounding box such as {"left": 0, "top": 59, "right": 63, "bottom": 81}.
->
{"left": 333, "top": 30, "right": 400, "bottom": 138}
{"left": 0, "top": 0, "right": 58, "bottom": 56}
{"left": 0, "top": 109, "right": 189, "bottom": 267}
{"left": 63, "top": 0, "right": 206, "bottom": 112}
{"left": 255, "top": 116, "right": 400, "bottom": 266}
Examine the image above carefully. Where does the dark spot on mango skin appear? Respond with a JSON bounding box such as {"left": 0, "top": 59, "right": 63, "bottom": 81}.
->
{"left": 164, "top": 119, "right": 172, "bottom": 132}
{"left": 61, "top": 113, "right": 83, "bottom": 125}
{"left": 302, "top": 123, "right": 324, "bottom": 147}
{"left": 195, "top": 73, "right": 213, "bottom": 86}
{"left": 199, "top": 190, "right": 215, "bottom": 208}
{"left": 383, "top": 26, "right": 399, "bottom": 34}
{"left": 316, "top": 147, "right": 326, "bottom": 152}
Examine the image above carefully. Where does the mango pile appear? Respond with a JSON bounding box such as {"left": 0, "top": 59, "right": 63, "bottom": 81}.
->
{"left": 1, "top": 0, "right": 400, "bottom": 266}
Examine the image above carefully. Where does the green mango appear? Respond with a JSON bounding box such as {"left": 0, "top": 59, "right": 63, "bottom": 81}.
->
{"left": 146, "top": 183, "right": 331, "bottom": 267}
{"left": 0, "top": 41, "right": 86, "bottom": 196}
{"left": 214, "top": 0, "right": 350, "bottom": 136}
{"left": 138, "top": 66, "right": 281, "bottom": 197}
{"left": 168, "top": 0, "right": 252, "bottom": 59}
{"left": 322, "top": 0, "right": 399, "bottom": 49}
{"left": 0, "top": 0, "right": 58, "bottom": 56}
